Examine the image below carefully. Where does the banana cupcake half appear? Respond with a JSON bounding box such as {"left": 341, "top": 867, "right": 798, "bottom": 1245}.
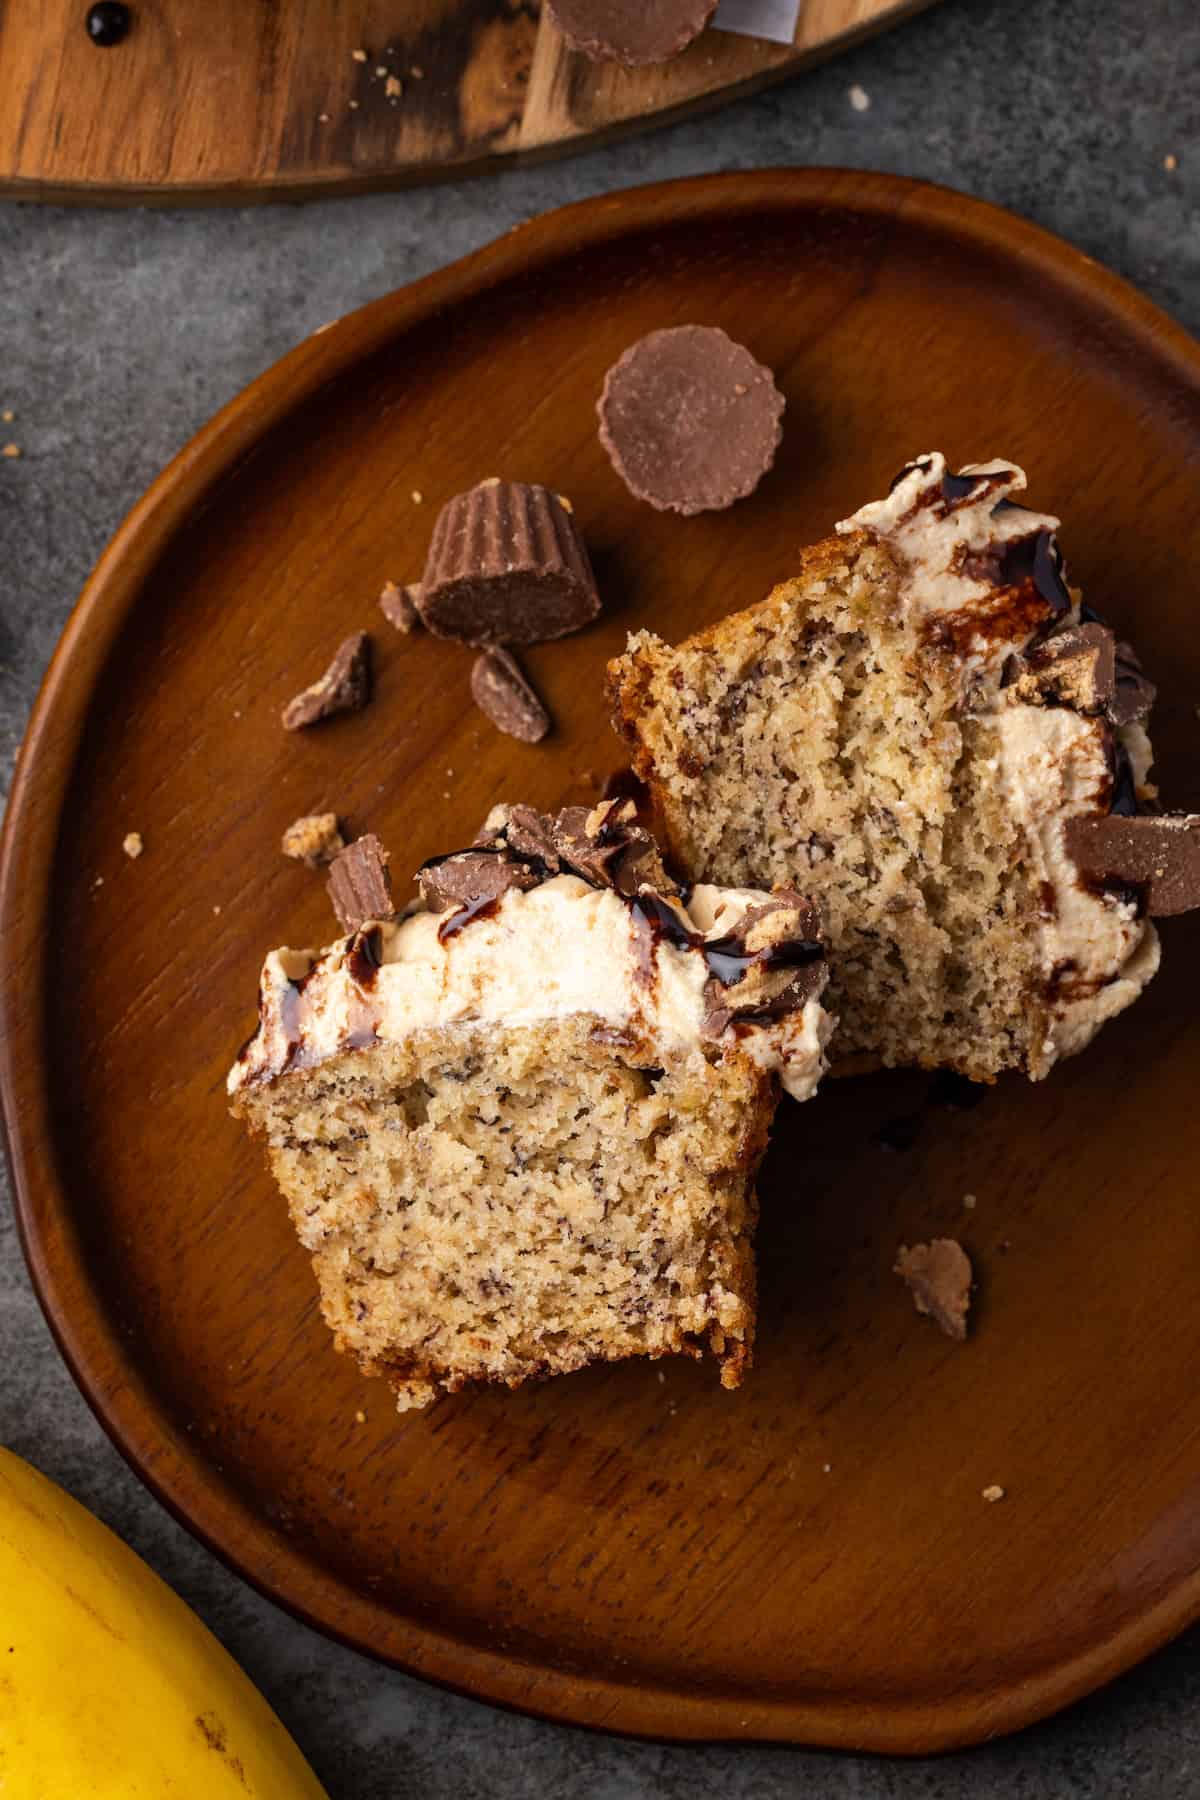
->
{"left": 610, "top": 453, "right": 1200, "bottom": 1081}
{"left": 230, "top": 803, "right": 831, "bottom": 1410}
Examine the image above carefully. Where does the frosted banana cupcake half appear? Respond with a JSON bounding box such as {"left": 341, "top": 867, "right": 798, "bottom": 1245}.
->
{"left": 230, "top": 802, "right": 831, "bottom": 1410}
{"left": 610, "top": 453, "right": 1200, "bottom": 1082}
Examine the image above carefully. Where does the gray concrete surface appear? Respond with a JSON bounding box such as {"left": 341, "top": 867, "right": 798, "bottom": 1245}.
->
{"left": 1, "top": 0, "right": 1198, "bottom": 1792}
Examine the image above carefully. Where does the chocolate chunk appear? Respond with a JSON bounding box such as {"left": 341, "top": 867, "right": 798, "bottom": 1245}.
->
{"left": 282, "top": 633, "right": 372, "bottom": 731}
{"left": 555, "top": 799, "right": 675, "bottom": 895}
{"left": 419, "top": 481, "right": 600, "bottom": 646}
{"left": 417, "top": 848, "right": 539, "bottom": 915}
{"left": 1110, "top": 639, "right": 1157, "bottom": 725}
{"left": 327, "top": 834, "right": 393, "bottom": 932}
{"left": 700, "top": 891, "right": 826, "bottom": 1032}
{"left": 470, "top": 649, "right": 551, "bottom": 743}
{"left": 503, "top": 806, "right": 568, "bottom": 867}
{"left": 281, "top": 812, "right": 345, "bottom": 868}
{"left": 379, "top": 581, "right": 423, "bottom": 633}
{"left": 598, "top": 326, "right": 784, "bottom": 516}
{"left": 895, "top": 1240, "right": 973, "bottom": 1341}
{"left": 1063, "top": 812, "right": 1200, "bottom": 916}
{"left": 545, "top": 0, "right": 717, "bottom": 65}
{"left": 1007, "top": 622, "right": 1115, "bottom": 714}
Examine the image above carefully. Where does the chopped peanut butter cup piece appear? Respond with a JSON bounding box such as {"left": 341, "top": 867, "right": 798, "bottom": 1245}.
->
{"left": 895, "top": 1240, "right": 973, "bottom": 1341}
{"left": 1064, "top": 812, "right": 1200, "bottom": 916}
{"left": 418, "top": 480, "right": 600, "bottom": 646}
{"left": 470, "top": 648, "right": 551, "bottom": 743}
{"left": 282, "top": 632, "right": 371, "bottom": 730}
{"left": 379, "top": 581, "right": 423, "bottom": 633}
{"left": 327, "top": 834, "right": 394, "bottom": 932}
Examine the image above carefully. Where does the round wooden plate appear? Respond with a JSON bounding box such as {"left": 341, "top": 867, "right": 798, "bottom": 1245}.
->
{"left": 4, "top": 170, "right": 1200, "bottom": 1753}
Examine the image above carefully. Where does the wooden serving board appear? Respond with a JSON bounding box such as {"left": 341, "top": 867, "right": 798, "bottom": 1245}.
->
{"left": 0, "top": 0, "right": 938, "bottom": 204}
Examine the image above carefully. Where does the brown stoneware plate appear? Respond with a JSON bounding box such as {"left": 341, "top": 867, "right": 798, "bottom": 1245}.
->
{"left": 3, "top": 170, "right": 1200, "bottom": 1753}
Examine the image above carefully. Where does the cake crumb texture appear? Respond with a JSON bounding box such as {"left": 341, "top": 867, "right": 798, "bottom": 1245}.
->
{"left": 233, "top": 1019, "right": 769, "bottom": 1409}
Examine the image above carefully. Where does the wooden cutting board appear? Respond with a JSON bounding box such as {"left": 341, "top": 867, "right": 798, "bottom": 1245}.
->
{"left": 0, "top": 0, "right": 938, "bottom": 204}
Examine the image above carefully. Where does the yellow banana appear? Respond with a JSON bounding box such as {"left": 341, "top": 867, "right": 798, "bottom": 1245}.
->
{"left": 0, "top": 1447, "right": 329, "bottom": 1798}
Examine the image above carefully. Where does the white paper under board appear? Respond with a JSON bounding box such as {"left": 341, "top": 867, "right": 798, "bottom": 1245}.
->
{"left": 712, "top": 0, "right": 801, "bottom": 44}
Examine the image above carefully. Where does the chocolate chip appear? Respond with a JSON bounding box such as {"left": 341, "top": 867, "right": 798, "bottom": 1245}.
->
{"left": 895, "top": 1240, "right": 973, "bottom": 1341}
{"left": 420, "top": 481, "right": 600, "bottom": 646}
{"left": 417, "top": 848, "right": 539, "bottom": 915}
{"left": 1063, "top": 812, "right": 1200, "bottom": 916}
{"left": 598, "top": 326, "right": 784, "bottom": 516}
{"left": 379, "top": 581, "right": 423, "bottom": 633}
{"left": 545, "top": 0, "right": 717, "bottom": 65}
{"left": 470, "top": 649, "right": 551, "bottom": 743}
{"left": 282, "top": 633, "right": 371, "bottom": 731}
{"left": 327, "top": 834, "right": 393, "bottom": 932}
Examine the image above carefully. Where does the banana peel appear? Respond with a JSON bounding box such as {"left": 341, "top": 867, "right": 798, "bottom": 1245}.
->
{"left": 0, "top": 1446, "right": 329, "bottom": 1798}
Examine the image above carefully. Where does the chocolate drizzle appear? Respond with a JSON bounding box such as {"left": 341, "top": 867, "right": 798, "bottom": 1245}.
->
{"left": 347, "top": 924, "right": 384, "bottom": 989}
{"left": 994, "top": 528, "right": 1072, "bottom": 614}
{"left": 437, "top": 891, "right": 505, "bottom": 942}
{"left": 418, "top": 801, "right": 825, "bottom": 1027}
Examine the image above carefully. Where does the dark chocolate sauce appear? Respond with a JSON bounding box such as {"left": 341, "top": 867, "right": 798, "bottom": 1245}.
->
{"left": 438, "top": 892, "right": 503, "bottom": 942}
{"left": 941, "top": 472, "right": 980, "bottom": 502}
{"left": 277, "top": 969, "right": 315, "bottom": 1074}
{"left": 992, "top": 528, "right": 1071, "bottom": 614}
{"left": 346, "top": 925, "right": 383, "bottom": 989}
{"left": 1109, "top": 741, "right": 1139, "bottom": 817}
{"left": 888, "top": 457, "right": 932, "bottom": 492}
{"left": 628, "top": 892, "right": 822, "bottom": 988}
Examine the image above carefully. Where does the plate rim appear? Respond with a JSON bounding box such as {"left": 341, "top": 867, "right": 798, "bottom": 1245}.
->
{"left": 4, "top": 167, "right": 1200, "bottom": 1754}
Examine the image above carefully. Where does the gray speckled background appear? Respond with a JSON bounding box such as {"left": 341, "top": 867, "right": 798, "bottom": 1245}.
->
{"left": 2, "top": 0, "right": 1199, "bottom": 1792}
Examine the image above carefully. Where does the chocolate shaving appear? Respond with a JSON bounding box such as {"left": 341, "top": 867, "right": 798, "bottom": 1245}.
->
{"left": 417, "top": 848, "right": 539, "bottom": 915}
{"left": 282, "top": 632, "right": 372, "bottom": 731}
{"left": 327, "top": 834, "right": 394, "bottom": 932}
{"left": 1063, "top": 812, "right": 1200, "bottom": 916}
{"left": 470, "top": 649, "right": 551, "bottom": 743}
{"left": 379, "top": 581, "right": 423, "bottom": 633}
{"left": 895, "top": 1240, "right": 973, "bottom": 1341}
